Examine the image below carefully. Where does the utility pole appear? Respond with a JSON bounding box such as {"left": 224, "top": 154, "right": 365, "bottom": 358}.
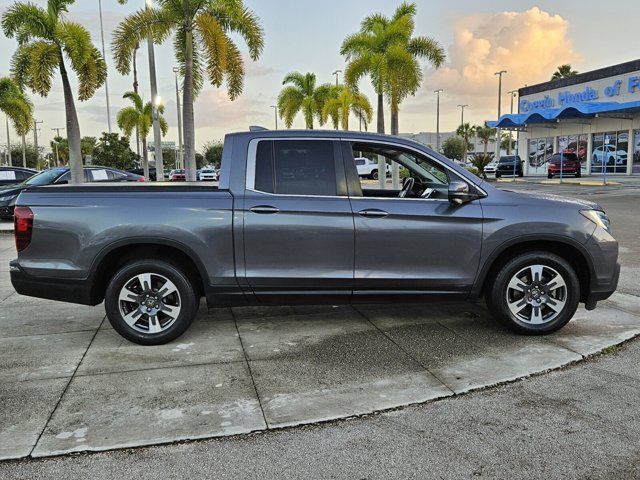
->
{"left": 98, "top": 0, "right": 112, "bottom": 133}
{"left": 173, "top": 67, "right": 183, "bottom": 169}
{"left": 434, "top": 89, "right": 443, "bottom": 152}
{"left": 506, "top": 90, "right": 517, "bottom": 155}
{"left": 271, "top": 105, "right": 278, "bottom": 130}
{"left": 495, "top": 70, "right": 507, "bottom": 158}
{"left": 33, "top": 120, "right": 43, "bottom": 166}
{"left": 457, "top": 104, "right": 469, "bottom": 127}
{"left": 5, "top": 117, "right": 12, "bottom": 166}
{"left": 332, "top": 70, "right": 342, "bottom": 87}
{"left": 147, "top": 0, "right": 163, "bottom": 181}
{"left": 52, "top": 127, "right": 65, "bottom": 167}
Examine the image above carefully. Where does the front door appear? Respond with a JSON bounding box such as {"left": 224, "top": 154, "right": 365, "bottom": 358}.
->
{"left": 242, "top": 138, "right": 354, "bottom": 304}
{"left": 343, "top": 140, "right": 484, "bottom": 301}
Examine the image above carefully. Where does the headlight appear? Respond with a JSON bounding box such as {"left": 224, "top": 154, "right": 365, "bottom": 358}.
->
{"left": 580, "top": 209, "right": 612, "bottom": 234}
{"left": 0, "top": 194, "right": 17, "bottom": 203}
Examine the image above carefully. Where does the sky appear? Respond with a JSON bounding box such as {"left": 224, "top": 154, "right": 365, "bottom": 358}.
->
{"left": 1, "top": 0, "right": 640, "bottom": 154}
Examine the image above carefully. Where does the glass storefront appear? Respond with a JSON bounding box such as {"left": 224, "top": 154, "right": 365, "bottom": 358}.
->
{"left": 527, "top": 137, "right": 553, "bottom": 174}
{"left": 557, "top": 135, "right": 588, "bottom": 173}
{"left": 633, "top": 130, "right": 640, "bottom": 174}
{"left": 591, "top": 131, "right": 628, "bottom": 174}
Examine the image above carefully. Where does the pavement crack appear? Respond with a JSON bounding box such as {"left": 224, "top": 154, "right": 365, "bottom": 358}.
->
{"left": 352, "top": 306, "right": 457, "bottom": 396}
{"left": 230, "top": 308, "right": 270, "bottom": 429}
{"left": 28, "top": 314, "right": 107, "bottom": 457}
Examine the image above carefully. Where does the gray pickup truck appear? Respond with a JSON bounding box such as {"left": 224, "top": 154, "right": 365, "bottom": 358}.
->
{"left": 10, "top": 130, "right": 619, "bottom": 345}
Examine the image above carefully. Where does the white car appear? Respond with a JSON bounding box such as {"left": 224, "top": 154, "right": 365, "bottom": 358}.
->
{"left": 354, "top": 157, "right": 391, "bottom": 180}
{"left": 199, "top": 168, "right": 218, "bottom": 181}
{"left": 592, "top": 145, "right": 627, "bottom": 165}
{"left": 484, "top": 161, "right": 498, "bottom": 175}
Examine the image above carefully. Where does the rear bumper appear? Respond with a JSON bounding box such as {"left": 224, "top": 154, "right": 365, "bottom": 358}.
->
{"left": 9, "top": 261, "right": 96, "bottom": 305}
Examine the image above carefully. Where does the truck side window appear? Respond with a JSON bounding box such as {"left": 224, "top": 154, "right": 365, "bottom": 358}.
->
{"left": 254, "top": 140, "right": 337, "bottom": 196}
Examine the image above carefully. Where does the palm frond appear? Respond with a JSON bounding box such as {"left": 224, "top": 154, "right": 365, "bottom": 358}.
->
{"left": 277, "top": 85, "right": 304, "bottom": 128}
{"left": 77, "top": 47, "right": 107, "bottom": 101}
{"left": 10, "top": 43, "right": 35, "bottom": 90}
{"left": 48, "top": 0, "right": 74, "bottom": 18}
{"left": 57, "top": 21, "right": 93, "bottom": 72}
{"left": 392, "top": 2, "right": 417, "bottom": 22}
{"left": 361, "top": 13, "right": 387, "bottom": 32}
{"left": 123, "top": 91, "right": 144, "bottom": 112}
{"left": 159, "top": 115, "right": 168, "bottom": 136}
{"left": 1, "top": 2, "right": 53, "bottom": 43}
{"left": 174, "top": 25, "right": 204, "bottom": 96}
{"left": 224, "top": 41, "right": 244, "bottom": 100}
{"left": 195, "top": 12, "right": 228, "bottom": 87}
{"left": 27, "top": 40, "right": 60, "bottom": 96}
{"left": 408, "top": 36, "right": 445, "bottom": 67}
{"left": 116, "top": 106, "right": 140, "bottom": 137}
{"left": 206, "top": 0, "right": 264, "bottom": 60}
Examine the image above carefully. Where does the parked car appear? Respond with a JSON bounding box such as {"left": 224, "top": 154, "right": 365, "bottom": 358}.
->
{"left": 0, "top": 166, "right": 142, "bottom": 219}
{"left": 592, "top": 145, "right": 627, "bottom": 172}
{"left": 0, "top": 166, "right": 38, "bottom": 187}
{"left": 547, "top": 153, "right": 581, "bottom": 179}
{"left": 169, "top": 169, "right": 186, "bottom": 181}
{"left": 199, "top": 168, "right": 218, "bottom": 181}
{"left": 9, "top": 130, "right": 619, "bottom": 345}
{"left": 494, "top": 156, "right": 524, "bottom": 178}
{"left": 126, "top": 168, "right": 156, "bottom": 181}
{"left": 483, "top": 161, "right": 498, "bottom": 175}
{"left": 354, "top": 156, "right": 391, "bottom": 180}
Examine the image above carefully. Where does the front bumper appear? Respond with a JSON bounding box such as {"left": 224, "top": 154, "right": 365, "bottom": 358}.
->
{"left": 10, "top": 261, "right": 95, "bottom": 305}
{"left": 586, "top": 261, "right": 620, "bottom": 304}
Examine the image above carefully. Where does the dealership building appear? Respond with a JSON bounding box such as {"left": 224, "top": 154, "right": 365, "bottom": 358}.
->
{"left": 489, "top": 59, "right": 640, "bottom": 176}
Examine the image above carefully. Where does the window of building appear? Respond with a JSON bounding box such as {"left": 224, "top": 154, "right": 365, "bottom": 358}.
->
{"left": 633, "top": 130, "right": 640, "bottom": 174}
{"left": 254, "top": 140, "right": 337, "bottom": 196}
{"left": 527, "top": 137, "right": 553, "bottom": 174}
{"left": 557, "top": 134, "right": 588, "bottom": 172}
{"left": 591, "top": 131, "right": 628, "bottom": 174}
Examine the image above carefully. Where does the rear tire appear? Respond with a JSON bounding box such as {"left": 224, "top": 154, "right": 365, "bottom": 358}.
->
{"left": 105, "top": 260, "right": 199, "bottom": 345}
{"left": 371, "top": 170, "right": 379, "bottom": 180}
{"left": 485, "top": 251, "right": 580, "bottom": 335}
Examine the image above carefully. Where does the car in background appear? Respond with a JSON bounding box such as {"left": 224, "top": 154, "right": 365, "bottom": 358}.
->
{"left": 199, "top": 168, "right": 218, "bottom": 181}
{"left": 483, "top": 160, "right": 498, "bottom": 175}
{"left": 494, "top": 156, "right": 524, "bottom": 178}
{"left": 126, "top": 168, "right": 157, "bottom": 181}
{"left": 0, "top": 166, "right": 142, "bottom": 219}
{"left": 592, "top": 145, "right": 628, "bottom": 173}
{"left": 169, "top": 169, "right": 186, "bottom": 181}
{"left": 354, "top": 156, "right": 391, "bottom": 180}
{"left": 547, "top": 153, "right": 581, "bottom": 178}
{"left": 0, "top": 166, "right": 38, "bottom": 187}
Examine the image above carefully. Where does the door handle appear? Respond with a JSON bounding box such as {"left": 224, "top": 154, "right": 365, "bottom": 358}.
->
{"left": 357, "top": 209, "right": 389, "bottom": 218}
{"left": 250, "top": 205, "right": 280, "bottom": 214}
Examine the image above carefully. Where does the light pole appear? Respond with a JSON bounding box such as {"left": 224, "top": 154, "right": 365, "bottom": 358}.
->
{"left": 506, "top": 90, "right": 517, "bottom": 155}
{"left": 146, "top": 0, "right": 163, "bottom": 181}
{"left": 457, "top": 104, "right": 469, "bottom": 127}
{"left": 332, "top": 69, "right": 342, "bottom": 87}
{"left": 98, "top": 0, "right": 112, "bottom": 133}
{"left": 271, "top": 105, "right": 278, "bottom": 130}
{"left": 434, "top": 89, "right": 443, "bottom": 152}
{"left": 495, "top": 70, "right": 507, "bottom": 158}
{"left": 173, "top": 67, "right": 183, "bottom": 169}
{"left": 5, "top": 117, "right": 11, "bottom": 166}
{"left": 33, "top": 120, "right": 43, "bottom": 166}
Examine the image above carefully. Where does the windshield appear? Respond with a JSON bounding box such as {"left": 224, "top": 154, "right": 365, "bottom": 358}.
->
{"left": 550, "top": 154, "right": 578, "bottom": 163}
{"left": 499, "top": 157, "right": 519, "bottom": 164}
{"left": 25, "top": 167, "right": 67, "bottom": 186}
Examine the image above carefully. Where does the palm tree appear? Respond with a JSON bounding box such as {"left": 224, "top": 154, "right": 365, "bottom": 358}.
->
{"left": 552, "top": 64, "right": 578, "bottom": 80}
{"left": 117, "top": 91, "right": 167, "bottom": 181}
{"left": 341, "top": 2, "right": 445, "bottom": 136}
{"left": 277, "top": 72, "right": 333, "bottom": 129}
{"left": 456, "top": 123, "right": 476, "bottom": 162}
{"left": 0, "top": 77, "right": 33, "bottom": 163}
{"left": 322, "top": 86, "right": 373, "bottom": 131}
{"left": 2, "top": 0, "right": 107, "bottom": 183}
{"left": 476, "top": 125, "right": 497, "bottom": 155}
{"left": 113, "top": 0, "right": 264, "bottom": 182}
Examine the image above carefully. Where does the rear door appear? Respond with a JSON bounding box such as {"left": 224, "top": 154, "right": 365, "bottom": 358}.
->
{"left": 241, "top": 138, "right": 354, "bottom": 304}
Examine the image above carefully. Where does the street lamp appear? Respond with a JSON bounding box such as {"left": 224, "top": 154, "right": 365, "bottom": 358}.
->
{"left": 98, "top": 0, "right": 112, "bottom": 133}
{"left": 271, "top": 105, "right": 278, "bottom": 130}
{"left": 146, "top": 0, "right": 163, "bottom": 181}
{"left": 173, "top": 67, "right": 183, "bottom": 169}
{"left": 457, "top": 104, "right": 469, "bottom": 127}
{"left": 4, "top": 117, "right": 11, "bottom": 166}
{"left": 332, "top": 69, "right": 342, "bottom": 87}
{"left": 495, "top": 70, "right": 507, "bottom": 158}
{"left": 506, "top": 90, "right": 518, "bottom": 155}
{"left": 434, "top": 89, "right": 443, "bottom": 152}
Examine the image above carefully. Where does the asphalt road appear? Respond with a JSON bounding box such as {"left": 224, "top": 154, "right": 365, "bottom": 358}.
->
{"left": 1, "top": 182, "right": 639, "bottom": 479}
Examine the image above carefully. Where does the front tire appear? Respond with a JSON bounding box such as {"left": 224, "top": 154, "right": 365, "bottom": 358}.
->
{"left": 547, "top": 172, "right": 553, "bottom": 179}
{"left": 485, "top": 252, "right": 580, "bottom": 334}
{"left": 105, "top": 260, "right": 199, "bottom": 345}
{"left": 371, "top": 170, "right": 379, "bottom": 180}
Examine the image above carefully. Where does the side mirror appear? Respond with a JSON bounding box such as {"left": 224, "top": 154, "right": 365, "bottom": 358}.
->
{"left": 448, "top": 180, "right": 477, "bottom": 205}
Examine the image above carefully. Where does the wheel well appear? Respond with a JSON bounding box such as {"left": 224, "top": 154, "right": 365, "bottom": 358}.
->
{"left": 481, "top": 240, "right": 592, "bottom": 302}
{"left": 89, "top": 243, "right": 205, "bottom": 304}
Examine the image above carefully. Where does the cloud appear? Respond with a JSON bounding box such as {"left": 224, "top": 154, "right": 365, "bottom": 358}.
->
{"left": 427, "top": 7, "right": 581, "bottom": 109}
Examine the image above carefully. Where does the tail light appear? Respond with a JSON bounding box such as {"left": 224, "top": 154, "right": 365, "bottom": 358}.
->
{"left": 138, "top": 176, "right": 146, "bottom": 182}
{"left": 14, "top": 206, "right": 34, "bottom": 253}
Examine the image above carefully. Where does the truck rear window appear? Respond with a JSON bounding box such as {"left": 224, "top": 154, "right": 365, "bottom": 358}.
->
{"left": 254, "top": 140, "right": 337, "bottom": 196}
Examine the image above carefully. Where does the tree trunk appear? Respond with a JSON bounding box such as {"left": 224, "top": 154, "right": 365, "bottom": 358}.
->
{"left": 59, "top": 57, "right": 84, "bottom": 184}
{"left": 133, "top": 46, "right": 140, "bottom": 157}
{"left": 390, "top": 106, "right": 400, "bottom": 189}
{"left": 183, "top": 24, "right": 197, "bottom": 182}
{"left": 376, "top": 92, "right": 385, "bottom": 189}
{"left": 142, "top": 137, "right": 150, "bottom": 181}
{"left": 21, "top": 134, "right": 27, "bottom": 168}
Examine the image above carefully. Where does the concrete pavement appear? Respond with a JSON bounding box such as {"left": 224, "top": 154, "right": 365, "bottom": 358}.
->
{"left": 0, "top": 183, "right": 639, "bottom": 477}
